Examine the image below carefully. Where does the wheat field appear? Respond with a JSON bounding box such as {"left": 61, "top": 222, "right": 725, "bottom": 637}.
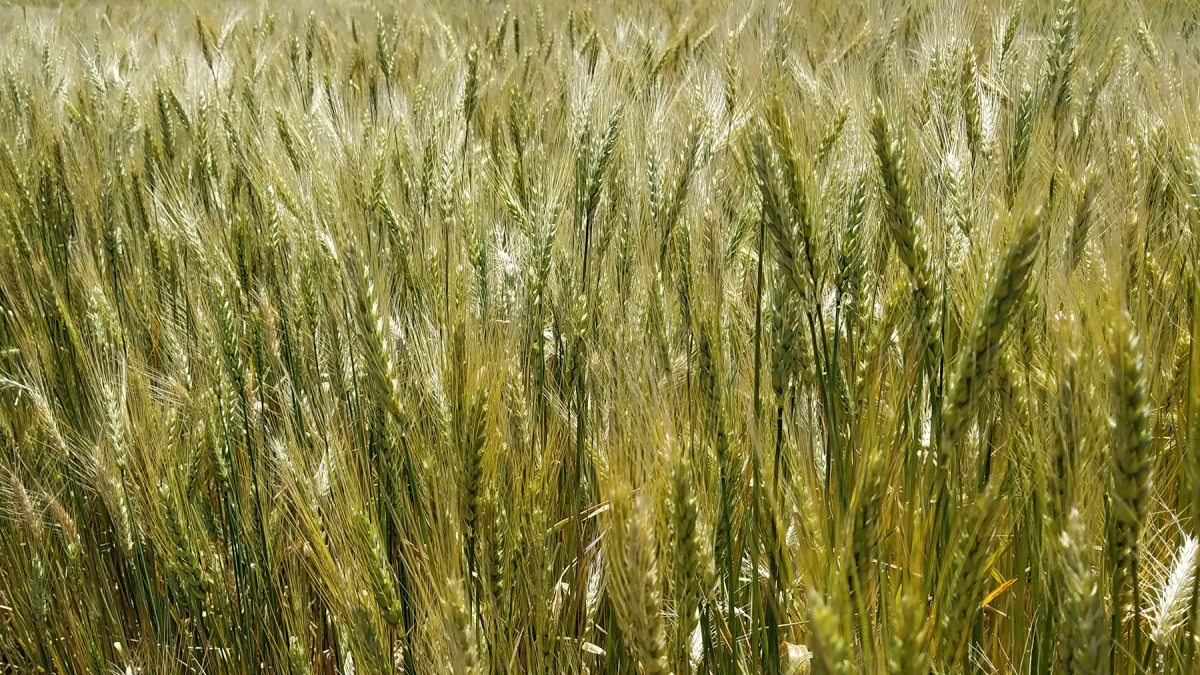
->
{"left": 1, "top": 0, "right": 1200, "bottom": 673}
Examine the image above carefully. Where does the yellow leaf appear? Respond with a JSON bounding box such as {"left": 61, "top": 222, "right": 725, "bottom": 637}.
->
{"left": 981, "top": 577, "right": 1017, "bottom": 609}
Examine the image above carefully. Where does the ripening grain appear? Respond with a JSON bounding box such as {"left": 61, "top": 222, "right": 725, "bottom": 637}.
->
{"left": 1, "top": 1, "right": 1199, "bottom": 674}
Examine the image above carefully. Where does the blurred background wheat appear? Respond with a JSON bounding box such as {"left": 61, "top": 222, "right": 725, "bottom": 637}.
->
{"left": 2, "top": 0, "right": 1200, "bottom": 673}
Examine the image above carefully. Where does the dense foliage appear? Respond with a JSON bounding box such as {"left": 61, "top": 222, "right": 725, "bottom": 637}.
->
{"left": 3, "top": 0, "right": 1200, "bottom": 673}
